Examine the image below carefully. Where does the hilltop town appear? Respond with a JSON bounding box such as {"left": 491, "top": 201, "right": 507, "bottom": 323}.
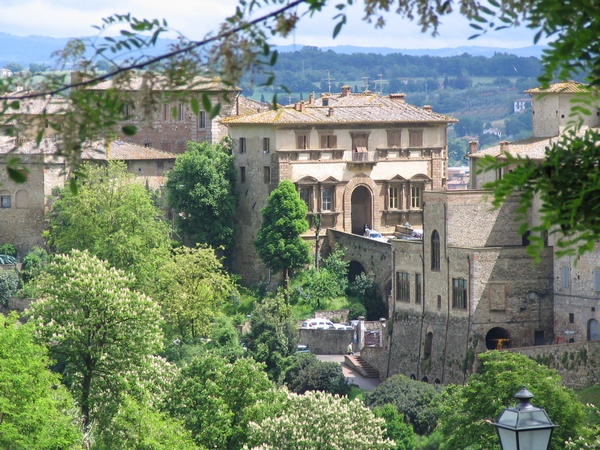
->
{"left": 2, "top": 12, "right": 600, "bottom": 449}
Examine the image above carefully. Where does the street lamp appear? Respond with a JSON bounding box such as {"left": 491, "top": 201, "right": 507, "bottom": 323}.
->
{"left": 493, "top": 387, "right": 557, "bottom": 450}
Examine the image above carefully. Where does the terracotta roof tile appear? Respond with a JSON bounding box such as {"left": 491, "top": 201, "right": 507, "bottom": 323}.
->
{"left": 89, "top": 74, "right": 239, "bottom": 93}
{"left": 525, "top": 81, "right": 589, "bottom": 94}
{"left": 0, "top": 137, "right": 176, "bottom": 161}
{"left": 221, "top": 92, "right": 457, "bottom": 126}
{"left": 469, "top": 127, "right": 600, "bottom": 160}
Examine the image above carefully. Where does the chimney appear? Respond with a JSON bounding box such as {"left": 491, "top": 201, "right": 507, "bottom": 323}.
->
{"left": 499, "top": 141, "right": 510, "bottom": 152}
{"left": 423, "top": 105, "right": 433, "bottom": 112}
{"left": 327, "top": 107, "right": 334, "bottom": 117}
{"left": 294, "top": 102, "right": 305, "bottom": 112}
{"left": 341, "top": 85, "right": 351, "bottom": 97}
{"left": 389, "top": 93, "right": 406, "bottom": 103}
{"left": 468, "top": 141, "right": 479, "bottom": 154}
{"left": 309, "top": 92, "right": 314, "bottom": 104}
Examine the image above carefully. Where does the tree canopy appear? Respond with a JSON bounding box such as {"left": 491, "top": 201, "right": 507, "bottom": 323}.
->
{"left": 27, "top": 250, "right": 165, "bottom": 429}
{"left": 47, "top": 161, "right": 172, "bottom": 289}
{"left": 245, "top": 390, "right": 395, "bottom": 450}
{"left": 152, "top": 244, "right": 238, "bottom": 340}
{"left": 166, "top": 140, "right": 237, "bottom": 254}
{"left": 0, "top": 313, "right": 82, "bottom": 450}
{"left": 437, "top": 351, "right": 586, "bottom": 449}
{"left": 167, "top": 354, "right": 278, "bottom": 450}
{"left": 254, "top": 180, "right": 311, "bottom": 282}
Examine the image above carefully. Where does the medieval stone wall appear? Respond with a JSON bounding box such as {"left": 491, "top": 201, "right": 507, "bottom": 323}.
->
{"left": 325, "top": 229, "right": 393, "bottom": 301}
{"left": 511, "top": 342, "right": 600, "bottom": 389}
{"left": 298, "top": 329, "right": 353, "bottom": 355}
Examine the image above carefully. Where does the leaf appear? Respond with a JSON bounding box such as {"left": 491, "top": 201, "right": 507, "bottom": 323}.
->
{"left": 7, "top": 166, "right": 27, "bottom": 183}
{"left": 190, "top": 98, "right": 200, "bottom": 116}
{"left": 202, "top": 94, "right": 212, "bottom": 113}
{"left": 121, "top": 125, "right": 137, "bottom": 136}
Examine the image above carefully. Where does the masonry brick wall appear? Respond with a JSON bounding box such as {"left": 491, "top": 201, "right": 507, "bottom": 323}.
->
{"left": 510, "top": 342, "right": 600, "bottom": 389}
{"left": 298, "top": 329, "right": 354, "bottom": 354}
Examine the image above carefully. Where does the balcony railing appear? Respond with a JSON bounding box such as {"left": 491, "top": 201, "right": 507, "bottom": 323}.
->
{"left": 344, "top": 150, "right": 378, "bottom": 164}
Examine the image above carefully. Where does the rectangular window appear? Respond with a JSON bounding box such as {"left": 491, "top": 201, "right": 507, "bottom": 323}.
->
{"left": 411, "top": 185, "right": 422, "bottom": 209}
{"left": 409, "top": 129, "right": 423, "bottom": 147}
{"left": 263, "top": 166, "right": 271, "bottom": 184}
{"left": 352, "top": 133, "right": 368, "bottom": 151}
{"left": 239, "top": 137, "right": 246, "bottom": 154}
{"left": 296, "top": 134, "right": 309, "bottom": 149}
{"left": 263, "top": 137, "right": 270, "bottom": 153}
{"left": 163, "top": 104, "right": 169, "bottom": 121}
{"left": 178, "top": 104, "right": 185, "bottom": 121}
{"left": 321, "top": 188, "right": 332, "bottom": 211}
{"left": 387, "top": 130, "right": 401, "bottom": 148}
{"left": 320, "top": 134, "right": 337, "bottom": 149}
{"left": 437, "top": 295, "right": 442, "bottom": 309}
{"left": 198, "top": 111, "right": 206, "bottom": 128}
{"left": 397, "top": 272, "right": 410, "bottom": 302}
{"left": 595, "top": 269, "right": 600, "bottom": 292}
{"left": 415, "top": 273, "right": 422, "bottom": 304}
{"left": 389, "top": 186, "right": 399, "bottom": 209}
{"left": 0, "top": 195, "right": 11, "bottom": 208}
{"left": 240, "top": 167, "right": 246, "bottom": 183}
{"left": 561, "top": 266, "right": 570, "bottom": 289}
{"left": 300, "top": 188, "right": 310, "bottom": 208}
{"left": 569, "top": 313, "right": 575, "bottom": 324}
{"left": 452, "top": 278, "right": 467, "bottom": 309}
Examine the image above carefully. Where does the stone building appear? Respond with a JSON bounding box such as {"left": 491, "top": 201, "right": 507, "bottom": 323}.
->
{"left": 374, "top": 191, "right": 555, "bottom": 385}
{"left": 84, "top": 73, "right": 244, "bottom": 153}
{"left": 222, "top": 87, "right": 457, "bottom": 283}
{"left": 360, "top": 81, "right": 600, "bottom": 386}
{"left": 0, "top": 137, "right": 176, "bottom": 257}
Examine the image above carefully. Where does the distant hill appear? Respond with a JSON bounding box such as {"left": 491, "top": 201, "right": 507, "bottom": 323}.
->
{"left": 275, "top": 44, "right": 547, "bottom": 58}
{"left": 0, "top": 31, "right": 546, "bottom": 68}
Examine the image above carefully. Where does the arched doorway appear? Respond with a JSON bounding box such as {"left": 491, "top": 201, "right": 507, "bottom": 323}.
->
{"left": 351, "top": 186, "right": 372, "bottom": 235}
{"left": 486, "top": 327, "right": 511, "bottom": 349}
{"left": 588, "top": 319, "right": 600, "bottom": 341}
{"left": 348, "top": 261, "right": 365, "bottom": 283}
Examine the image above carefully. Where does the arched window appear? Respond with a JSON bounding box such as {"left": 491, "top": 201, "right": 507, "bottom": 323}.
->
{"left": 431, "top": 230, "right": 440, "bottom": 271}
{"left": 15, "top": 190, "right": 29, "bottom": 209}
{"left": 424, "top": 331, "right": 433, "bottom": 359}
{"left": 588, "top": 319, "right": 600, "bottom": 341}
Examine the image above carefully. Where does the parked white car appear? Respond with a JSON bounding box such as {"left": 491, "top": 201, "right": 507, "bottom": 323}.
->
{"left": 300, "top": 318, "right": 353, "bottom": 330}
{"left": 365, "top": 229, "right": 390, "bottom": 243}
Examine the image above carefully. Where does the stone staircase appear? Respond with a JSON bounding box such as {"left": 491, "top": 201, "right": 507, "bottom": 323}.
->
{"left": 344, "top": 355, "right": 380, "bottom": 378}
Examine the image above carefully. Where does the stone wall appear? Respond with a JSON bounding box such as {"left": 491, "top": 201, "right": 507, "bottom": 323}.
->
{"left": 0, "top": 297, "right": 32, "bottom": 316}
{"left": 315, "top": 309, "right": 350, "bottom": 323}
{"left": 325, "top": 229, "right": 393, "bottom": 303}
{"left": 510, "top": 342, "right": 600, "bottom": 389}
{"left": 298, "top": 329, "right": 353, "bottom": 355}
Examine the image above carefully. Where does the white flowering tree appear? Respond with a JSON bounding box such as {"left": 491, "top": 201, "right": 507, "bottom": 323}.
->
{"left": 245, "top": 390, "right": 395, "bottom": 450}
{"left": 27, "top": 250, "right": 165, "bottom": 430}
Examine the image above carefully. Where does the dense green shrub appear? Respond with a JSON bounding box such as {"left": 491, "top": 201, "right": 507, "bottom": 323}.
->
{"left": 0, "top": 269, "right": 19, "bottom": 305}
{"left": 284, "top": 353, "right": 350, "bottom": 396}
{"left": 365, "top": 374, "right": 443, "bottom": 435}
{"left": 349, "top": 273, "right": 387, "bottom": 320}
{"left": 0, "top": 243, "right": 17, "bottom": 257}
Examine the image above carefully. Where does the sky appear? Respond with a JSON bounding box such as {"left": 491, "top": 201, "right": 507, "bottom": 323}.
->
{"left": 0, "top": 0, "right": 543, "bottom": 50}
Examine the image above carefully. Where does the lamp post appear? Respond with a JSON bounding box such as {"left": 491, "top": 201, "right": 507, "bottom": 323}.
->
{"left": 493, "top": 387, "right": 557, "bottom": 450}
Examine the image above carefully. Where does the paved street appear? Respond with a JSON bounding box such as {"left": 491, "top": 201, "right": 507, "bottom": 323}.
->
{"left": 316, "top": 354, "right": 381, "bottom": 391}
